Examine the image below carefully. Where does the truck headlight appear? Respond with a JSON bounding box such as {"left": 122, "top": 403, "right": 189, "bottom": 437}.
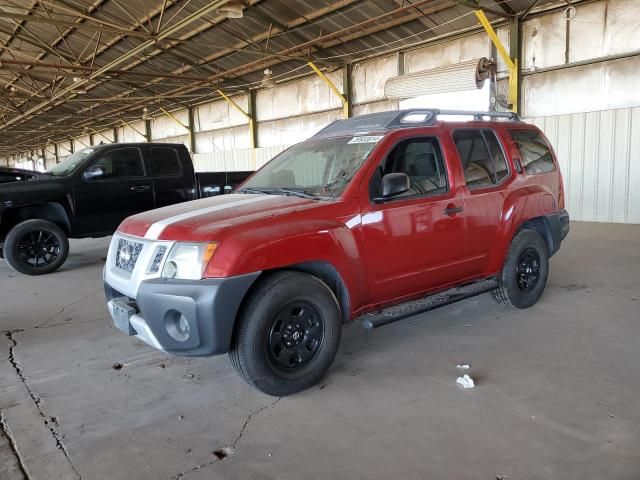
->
{"left": 161, "top": 242, "right": 218, "bottom": 280}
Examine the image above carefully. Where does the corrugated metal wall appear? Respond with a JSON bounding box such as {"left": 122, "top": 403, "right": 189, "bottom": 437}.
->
{"left": 528, "top": 107, "right": 640, "bottom": 224}
{"left": 192, "top": 145, "right": 288, "bottom": 172}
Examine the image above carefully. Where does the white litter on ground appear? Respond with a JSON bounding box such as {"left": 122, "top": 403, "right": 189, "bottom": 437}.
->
{"left": 456, "top": 374, "right": 475, "bottom": 389}
{"left": 456, "top": 364, "right": 471, "bottom": 370}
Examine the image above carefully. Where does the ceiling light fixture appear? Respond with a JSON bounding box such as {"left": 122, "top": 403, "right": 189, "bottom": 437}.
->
{"left": 218, "top": 0, "right": 244, "bottom": 19}
{"left": 261, "top": 68, "right": 276, "bottom": 88}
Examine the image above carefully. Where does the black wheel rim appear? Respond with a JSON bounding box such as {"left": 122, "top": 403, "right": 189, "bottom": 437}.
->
{"left": 267, "top": 301, "right": 325, "bottom": 371}
{"left": 16, "top": 229, "right": 61, "bottom": 268}
{"left": 516, "top": 247, "right": 541, "bottom": 292}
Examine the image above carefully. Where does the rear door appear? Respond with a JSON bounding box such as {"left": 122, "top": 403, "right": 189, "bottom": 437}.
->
{"left": 359, "top": 134, "right": 471, "bottom": 304}
{"left": 145, "top": 145, "right": 195, "bottom": 208}
{"left": 73, "top": 146, "right": 155, "bottom": 234}
{"left": 451, "top": 128, "right": 512, "bottom": 274}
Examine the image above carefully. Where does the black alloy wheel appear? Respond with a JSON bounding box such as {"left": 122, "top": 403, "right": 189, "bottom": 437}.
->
{"left": 3, "top": 219, "right": 70, "bottom": 275}
{"left": 16, "top": 229, "right": 61, "bottom": 268}
{"left": 516, "top": 247, "right": 541, "bottom": 292}
{"left": 229, "top": 271, "right": 342, "bottom": 396}
{"left": 491, "top": 229, "right": 549, "bottom": 309}
{"left": 267, "top": 301, "right": 325, "bottom": 371}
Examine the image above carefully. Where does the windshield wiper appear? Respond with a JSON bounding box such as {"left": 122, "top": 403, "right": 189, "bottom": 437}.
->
{"left": 240, "top": 186, "right": 322, "bottom": 200}
{"left": 271, "top": 188, "right": 320, "bottom": 199}
{"left": 239, "top": 187, "right": 271, "bottom": 194}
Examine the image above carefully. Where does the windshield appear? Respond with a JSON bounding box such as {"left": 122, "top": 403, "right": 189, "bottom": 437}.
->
{"left": 45, "top": 148, "right": 94, "bottom": 177}
{"left": 240, "top": 135, "right": 383, "bottom": 198}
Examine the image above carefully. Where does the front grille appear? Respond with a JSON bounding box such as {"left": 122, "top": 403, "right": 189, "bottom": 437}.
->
{"left": 115, "top": 238, "right": 144, "bottom": 273}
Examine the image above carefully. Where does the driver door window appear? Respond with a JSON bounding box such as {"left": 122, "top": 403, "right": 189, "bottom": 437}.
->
{"left": 370, "top": 137, "right": 448, "bottom": 199}
{"left": 91, "top": 148, "right": 145, "bottom": 180}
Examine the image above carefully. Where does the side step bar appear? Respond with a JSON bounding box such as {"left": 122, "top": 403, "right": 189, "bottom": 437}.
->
{"left": 360, "top": 278, "right": 499, "bottom": 330}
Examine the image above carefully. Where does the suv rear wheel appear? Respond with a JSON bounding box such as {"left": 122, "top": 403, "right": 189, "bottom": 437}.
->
{"left": 229, "top": 271, "right": 342, "bottom": 396}
{"left": 492, "top": 229, "right": 549, "bottom": 309}
{"left": 3, "top": 219, "right": 69, "bottom": 275}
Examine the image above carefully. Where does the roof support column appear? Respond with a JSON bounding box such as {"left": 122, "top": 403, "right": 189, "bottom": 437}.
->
{"left": 342, "top": 63, "right": 353, "bottom": 118}
{"left": 144, "top": 119, "right": 152, "bottom": 143}
{"left": 247, "top": 90, "right": 258, "bottom": 149}
{"left": 509, "top": 16, "right": 522, "bottom": 115}
{"left": 187, "top": 106, "right": 197, "bottom": 154}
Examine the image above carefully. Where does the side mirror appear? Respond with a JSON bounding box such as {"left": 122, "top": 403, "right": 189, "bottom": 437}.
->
{"left": 374, "top": 173, "right": 410, "bottom": 202}
{"left": 83, "top": 165, "right": 104, "bottom": 181}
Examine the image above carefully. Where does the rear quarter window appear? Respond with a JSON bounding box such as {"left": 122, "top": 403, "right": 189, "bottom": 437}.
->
{"left": 509, "top": 129, "right": 556, "bottom": 174}
{"left": 149, "top": 147, "right": 182, "bottom": 176}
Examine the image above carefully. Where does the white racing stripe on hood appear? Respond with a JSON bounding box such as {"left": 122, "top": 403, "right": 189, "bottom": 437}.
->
{"left": 144, "top": 195, "right": 275, "bottom": 240}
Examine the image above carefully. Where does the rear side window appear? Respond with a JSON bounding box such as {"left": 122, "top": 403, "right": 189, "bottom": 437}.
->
{"left": 370, "top": 137, "right": 447, "bottom": 199}
{"left": 509, "top": 129, "right": 555, "bottom": 174}
{"left": 452, "top": 129, "right": 509, "bottom": 188}
{"left": 149, "top": 147, "right": 181, "bottom": 176}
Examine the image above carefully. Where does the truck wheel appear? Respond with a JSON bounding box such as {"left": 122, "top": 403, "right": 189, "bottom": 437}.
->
{"left": 492, "top": 229, "right": 549, "bottom": 309}
{"left": 229, "top": 271, "right": 342, "bottom": 396}
{"left": 3, "top": 219, "right": 69, "bottom": 275}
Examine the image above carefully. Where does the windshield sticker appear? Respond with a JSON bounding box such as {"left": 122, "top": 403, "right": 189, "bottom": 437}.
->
{"left": 347, "top": 135, "right": 384, "bottom": 145}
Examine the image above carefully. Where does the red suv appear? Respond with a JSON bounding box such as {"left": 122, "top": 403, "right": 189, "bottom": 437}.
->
{"left": 104, "top": 109, "right": 569, "bottom": 396}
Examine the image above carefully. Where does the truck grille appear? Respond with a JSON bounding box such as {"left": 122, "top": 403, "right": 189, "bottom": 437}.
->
{"left": 115, "top": 238, "right": 144, "bottom": 273}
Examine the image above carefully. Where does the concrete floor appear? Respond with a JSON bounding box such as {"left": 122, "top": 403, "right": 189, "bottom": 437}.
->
{"left": 0, "top": 222, "right": 639, "bottom": 480}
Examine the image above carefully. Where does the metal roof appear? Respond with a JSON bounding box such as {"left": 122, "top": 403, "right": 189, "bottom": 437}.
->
{"left": 0, "top": 0, "right": 554, "bottom": 157}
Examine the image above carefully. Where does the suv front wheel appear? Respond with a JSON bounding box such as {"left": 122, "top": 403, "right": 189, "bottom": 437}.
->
{"left": 229, "top": 271, "right": 342, "bottom": 396}
{"left": 492, "top": 229, "right": 549, "bottom": 309}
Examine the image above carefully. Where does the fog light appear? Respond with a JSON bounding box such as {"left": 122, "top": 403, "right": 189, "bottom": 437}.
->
{"left": 163, "top": 260, "right": 178, "bottom": 279}
{"left": 165, "top": 310, "right": 190, "bottom": 342}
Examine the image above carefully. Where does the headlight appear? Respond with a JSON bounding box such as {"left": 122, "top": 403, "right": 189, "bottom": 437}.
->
{"left": 161, "top": 242, "right": 218, "bottom": 280}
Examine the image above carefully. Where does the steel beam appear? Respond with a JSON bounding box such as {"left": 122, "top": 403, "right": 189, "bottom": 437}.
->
{"left": 0, "top": 0, "right": 230, "bottom": 132}
{"left": 120, "top": 118, "right": 147, "bottom": 140}
{"left": 216, "top": 89, "right": 257, "bottom": 148}
{"left": 308, "top": 62, "right": 349, "bottom": 119}
{"left": 475, "top": 9, "right": 518, "bottom": 113}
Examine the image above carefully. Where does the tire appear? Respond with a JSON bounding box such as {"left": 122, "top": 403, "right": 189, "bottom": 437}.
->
{"left": 3, "top": 219, "right": 69, "bottom": 275}
{"left": 492, "top": 229, "right": 549, "bottom": 309}
{"left": 229, "top": 271, "right": 342, "bottom": 396}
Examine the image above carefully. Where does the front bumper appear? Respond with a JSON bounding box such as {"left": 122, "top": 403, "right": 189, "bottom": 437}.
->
{"left": 104, "top": 273, "right": 260, "bottom": 357}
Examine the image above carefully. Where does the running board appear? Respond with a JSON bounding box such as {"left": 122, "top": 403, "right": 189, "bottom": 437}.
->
{"left": 360, "top": 278, "right": 499, "bottom": 330}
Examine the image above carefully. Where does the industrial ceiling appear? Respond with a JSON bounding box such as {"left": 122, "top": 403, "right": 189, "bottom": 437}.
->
{"left": 0, "top": 0, "right": 553, "bottom": 156}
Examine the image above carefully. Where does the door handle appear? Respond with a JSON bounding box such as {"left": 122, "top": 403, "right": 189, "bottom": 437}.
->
{"left": 130, "top": 185, "right": 150, "bottom": 192}
{"left": 443, "top": 205, "right": 464, "bottom": 216}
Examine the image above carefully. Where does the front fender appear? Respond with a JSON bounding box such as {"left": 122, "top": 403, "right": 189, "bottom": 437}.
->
{"left": 205, "top": 219, "right": 369, "bottom": 315}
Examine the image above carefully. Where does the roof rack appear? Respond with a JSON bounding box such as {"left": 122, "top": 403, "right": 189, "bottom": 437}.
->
{"left": 385, "top": 109, "right": 520, "bottom": 128}
{"left": 312, "top": 109, "right": 520, "bottom": 139}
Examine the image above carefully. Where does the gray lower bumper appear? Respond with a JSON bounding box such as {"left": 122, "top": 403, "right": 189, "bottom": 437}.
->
{"left": 105, "top": 273, "right": 260, "bottom": 357}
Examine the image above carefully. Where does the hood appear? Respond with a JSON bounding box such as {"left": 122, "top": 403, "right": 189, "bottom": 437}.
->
{"left": 0, "top": 176, "right": 68, "bottom": 202}
{"left": 118, "top": 193, "right": 325, "bottom": 241}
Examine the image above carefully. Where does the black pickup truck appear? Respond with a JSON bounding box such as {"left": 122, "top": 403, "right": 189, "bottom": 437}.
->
{"left": 0, "top": 143, "right": 252, "bottom": 275}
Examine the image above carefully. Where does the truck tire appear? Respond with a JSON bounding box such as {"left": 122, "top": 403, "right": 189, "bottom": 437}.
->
{"left": 229, "top": 271, "right": 342, "bottom": 396}
{"left": 3, "top": 219, "right": 69, "bottom": 275}
{"left": 492, "top": 229, "right": 549, "bottom": 309}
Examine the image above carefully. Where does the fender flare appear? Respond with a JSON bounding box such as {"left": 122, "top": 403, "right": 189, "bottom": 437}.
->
{"left": 485, "top": 185, "right": 556, "bottom": 273}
